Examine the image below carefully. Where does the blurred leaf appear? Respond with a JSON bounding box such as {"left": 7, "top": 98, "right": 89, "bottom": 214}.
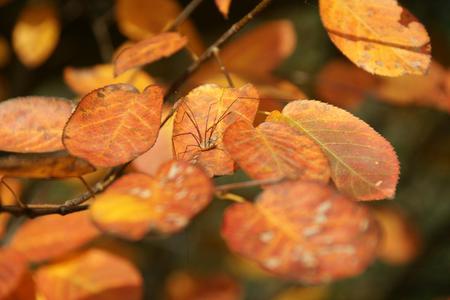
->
{"left": 215, "top": 0, "right": 232, "bottom": 18}
{"left": 0, "top": 249, "right": 35, "bottom": 300}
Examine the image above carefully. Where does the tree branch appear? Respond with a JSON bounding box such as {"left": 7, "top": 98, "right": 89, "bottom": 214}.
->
{"left": 163, "top": 0, "right": 205, "bottom": 32}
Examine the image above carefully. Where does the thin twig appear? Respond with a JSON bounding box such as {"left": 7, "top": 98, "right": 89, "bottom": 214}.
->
{"left": 160, "top": 0, "right": 273, "bottom": 128}
{"left": 0, "top": 204, "right": 89, "bottom": 217}
{"left": 212, "top": 46, "right": 235, "bottom": 88}
{"left": 163, "top": 0, "right": 205, "bottom": 32}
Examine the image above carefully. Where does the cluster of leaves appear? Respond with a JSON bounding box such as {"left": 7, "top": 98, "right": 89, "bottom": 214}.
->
{"left": 0, "top": 0, "right": 442, "bottom": 298}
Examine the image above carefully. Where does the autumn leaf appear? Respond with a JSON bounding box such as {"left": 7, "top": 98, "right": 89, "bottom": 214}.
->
{"left": 0, "top": 178, "right": 21, "bottom": 239}
{"left": 373, "top": 206, "right": 421, "bottom": 265}
{"left": 165, "top": 271, "right": 242, "bottom": 300}
{"left": 114, "top": 32, "right": 187, "bottom": 76}
{"left": 315, "top": 59, "right": 378, "bottom": 108}
{"left": 35, "top": 248, "right": 142, "bottom": 300}
{"left": 64, "top": 64, "right": 156, "bottom": 96}
{"left": 223, "top": 120, "right": 330, "bottom": 183}
{"left": 0, "top": 151, "right": 95, "bottom": 179}
{"left": 376, "top": 61, "right": 450, "bottom": 112}
{"left": 222, "top": 181, "right": 380, "bottom": 283}
{"left": 63, "top": 84, "right": 163, "bottom": 167}
{"left": 215, "top": 0, "right": 232, "bottom": 18}
{"left": 0, "top": 97, "right": 74, "bottom": 153}
{"left": 173, "top": 84, "right": 259, "bottom": 177}
{"left": 9, "top": 211, "right": 100, "bottom": 263}
{"left": 115, "top": 0, "right": 204, "bottom": 55}
{"left": 267, "top": 100, "right": 400, "bottom": 201}
{"left": 319, "top": 0, "right": 431, "bottom": 76}
{"left": 12, "top": 1, "right": 60, "bottom": 68}
{"left": 0, "top": 249, "right": 35, "bottom": 300}
{"left": 90, "top": 160, "right": 213, "bottom": 240}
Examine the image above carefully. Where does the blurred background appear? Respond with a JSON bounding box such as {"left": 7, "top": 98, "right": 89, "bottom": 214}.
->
{"left": 0, "top": 0, "right": 449, "bottom": 299}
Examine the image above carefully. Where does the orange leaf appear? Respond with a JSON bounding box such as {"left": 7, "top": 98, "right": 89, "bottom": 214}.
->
{"left": 215, "top": 0, "right": 232, "bottom": 18}
{"left": 0, "top": 151, "right": 95, "bottom": 179}
{"left": 192, "top": 20, "right": 296, "bottom": 82}
{"left": 9, "top": 211, "right": 100, "bottom": 263}
{"left": 222, "top": 181, "right": 380, "bottom": 283}
{"left": 114, "top": 32, "right": 187, "bottom": 76}
{"left": 0, "top": 178, "right": 21, "bottom": 239}
{"left": 63, "top": 84, "right": 163, "bottom": 167}
{"left": 90, "top": 160, "right": 213, "bottom": 240}
{"left": 115, "top": 0, "right": 204, "bottom": 55}
{"left": 315, "top": 59, "right": 377, "bottom": 108}
{"left": 376, "top": 61, "right": 450, "bottom": 112}
{"left": 12, "top": 1, "right": 60, "bottom": 68}
{"left": 267, "top": 100, "right": 400, "bottom": 200}
{"left": 165, "top": 271, "right": 242, "bottom": 300}
{"left": 223, "top": 120, "right": 330, "bottom": 183}
{"left": 35, "top": 248, "right": 142, "bottom": 300}
{"left": 0, "top": 97, "right": 74, "bottom": 153}
{"left": 0, "top": 249, "right": 35, "bottom": 300}
{"left": 64, "top": 64, "right": 156, "bottom": 96}
{"left": 173, "top": 84, "right": 259, "bottom": 176}
{"left": 319, "top": 0, "right": 431, "bottom": 76}
{"left": 373, "top": 206, "right": 421, "bottom": 265}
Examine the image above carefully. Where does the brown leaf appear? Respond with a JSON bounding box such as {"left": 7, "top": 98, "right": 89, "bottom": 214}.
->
{"left": 114, "top": 32, "right": 187, "bottom": 76}
{"left": 64, "top": 64, "right": 156, "bottom": 96}
{"left": 215, "top": 0, "right": 232, "bottom": 18}
{"left": 35, "top": 248, "right": 142, "bottom": 300}
{"left": 0, "top": 97, "right": 74, "bottom": 153}
{"left": 0, "top": 151, "right": 95, "bottom": 179}
{"left": 267, "top": 100, "right": 400, "bottom": 201}
{"left": 63, "top": 84, "right": 163, "bottom": 167}
{"left": 223, "top": 120, "right": 330, "bottom": 183}
{"left": 222, "top": 181, "right": 380, "bottom": 283}
{"left": 165, "top": 271, "right": 242, "bottom": 300}
{"left": 90, "top": 160, "right": 213, "bottom": 239}
{"left": 173, "top": 84, "right": 259, "bottom": 176}
{"left": 0, "top": 249, "right": 35, "bottom": 300}
{"left": 315, "top": 59, "right": 378, "bottom": 108}
{"left": 9, "top": 211, "right": 100, "bottom": 263}
{"left": 12, "top": 1, "right": 60, "bottom": 68}
{"left": 115, "top": 0, "right": 204, "bottom": 55}
{"left": 319, "top": 0, "right": 431, "bottom": 76}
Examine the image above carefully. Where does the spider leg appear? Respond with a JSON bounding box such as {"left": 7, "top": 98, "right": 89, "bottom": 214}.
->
{"left": 0, "top": 177, "right": 26, "bottom": 208}
{"left": 180, "top": 102, "right": 204, "bottom": 146}
{"left": 78, "top": 176, "right": 95, "bottom": 200}
{"left": 178, "top": 144, "right": 201, "bottom": 160}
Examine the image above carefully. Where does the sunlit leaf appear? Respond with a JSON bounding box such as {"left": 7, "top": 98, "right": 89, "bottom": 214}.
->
{"left": 173, "top": 84, "right": 259, "bottom": 177}
{"left": 63, "top": 84, "right": 163, "bottom": 167}
{"left": 35, "top": 248, "right": 142, "bottom": 300}
{"left": 115, "top": 0, "right": 204, "bottom": 55}
{"left": 9, "top": 211, "right": 100, "bottom": 263}
{"left": 0, "top": 97, "right": 74, "bottom": 153}
{"left": 222, "top": 181, "right": 380, "bottom": 283}
{"left": 319, "top": 0, "right": 431, "bottom": 76}
{"left": 12, "top": 1, "right": 60, "bottom": 68}
{"left": 90, "top": 160, "right": 213, "bottom": 240}
{"left": 0, "top": 151, "right": 95, "bottom": 179}
{"left": 267, "top": 100, "right": 400, "bottom": 201}
{"left": 114, "top": 32, "right": 187, "bottom": 76}
{"left": 64, "top": 64, "right": 156, "bottom": 96}
{"left": 315, "top": 59, "right": 377, "bottom": 108}
{"left": 0, "top": 249, "right": 35, "bottom": 300}
{"left": 376, "top": 61, "right": 450, "bottom": 112}
{"left": 215, "top": 0, "right": 232, "bottom": 18}
{"left": 165, "top": 271, "right": 242, "bottom": 300}
{"left": 373, "top": 206, "right": 421, "bottom": 265}
{"left": 223, "top": 120, "right": 330, "bottom": 183}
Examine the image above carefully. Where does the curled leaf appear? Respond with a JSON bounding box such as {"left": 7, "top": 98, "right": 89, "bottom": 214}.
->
{"left": 35, "top": 248, "right": 142, "bottom": 300}
{"left": 114, "top": 32, "right": 187, "bottom": 76}
{"left": 63, "top": 84, "right": 163, "bottom": 167}
{"left": 223, "top": 120, "right": 330, "bottom": 183}
{"left": 12, "top": 1, "right": 60, "bottom": 68}
{"left": 173, "top": 84, "right": 259, "bottom": 177}
{"left": 319, "top": 0, "right": 431, "bottom": 76}
{"left": 64, "top": 64, "right": 156, "bottom": 96}
{"left": 90, "top": 160, "right": 213, "bottom": 239}
{"left": 222, "top": 181, "right": 380, "bottom": 283}
{"left": 9, "top": 211, "right": 100, "bottom": 263}
{"left": 268, "top": 100, "right": 400, "bottom": 201}
{"left": 0, "top": 97, "right": 74, "bottom": 153}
